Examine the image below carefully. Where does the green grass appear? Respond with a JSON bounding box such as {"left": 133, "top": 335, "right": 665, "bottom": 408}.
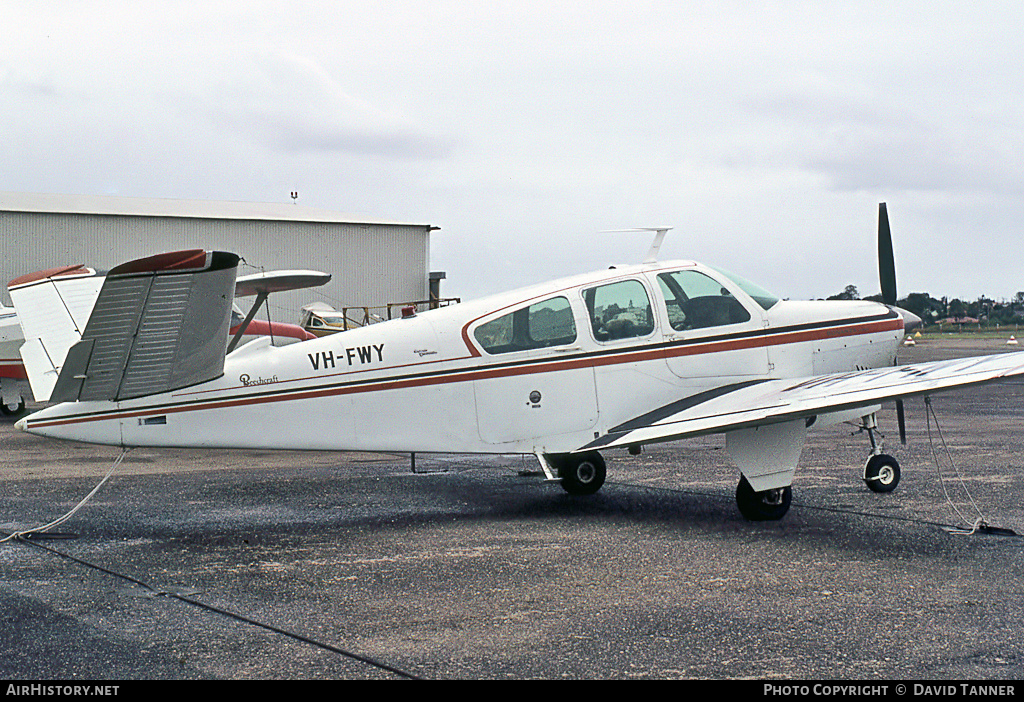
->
{"left": 914, "top": 328, "right": 1022, "bottom": 340}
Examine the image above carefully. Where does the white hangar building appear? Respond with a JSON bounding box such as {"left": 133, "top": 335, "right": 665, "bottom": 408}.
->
{"left": 0, "top": 191, "right": 443, "bottom": 321}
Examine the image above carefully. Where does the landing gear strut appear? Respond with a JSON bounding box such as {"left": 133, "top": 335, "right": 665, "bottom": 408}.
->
{"left": 859, "top": 413, "right": 901, "bottom": 493}
{"left": 735, "top": 475, "right": 792, "bottom": 521}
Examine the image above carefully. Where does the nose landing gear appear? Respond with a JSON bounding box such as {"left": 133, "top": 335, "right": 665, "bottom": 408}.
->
{"left": 864, "top": 453, "right": 901, "bottom": 493}
{"left": 859, "top": 413, "right": 902, "bottom": 493}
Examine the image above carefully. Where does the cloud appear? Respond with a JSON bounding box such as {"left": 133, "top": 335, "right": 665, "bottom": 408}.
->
{"left": 202, "top": 49, "right": 457, "bottom": 160}
{"left": 739, "top": 76, "right": 1024, "bottom": 198}
{"left": 3, "top": 1, "right": 1024, "bottom": 302}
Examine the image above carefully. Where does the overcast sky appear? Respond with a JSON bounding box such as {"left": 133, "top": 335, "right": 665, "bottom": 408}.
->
{"left": 3, "top": 1, "right": 1023, "bottom": 303}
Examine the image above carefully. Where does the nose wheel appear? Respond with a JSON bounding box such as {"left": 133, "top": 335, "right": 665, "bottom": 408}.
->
{"left": 864, "top": 453, "right": 901, "bottom": 493}
{"left": 859, "top": 413, "right": 902, "bottom": 493}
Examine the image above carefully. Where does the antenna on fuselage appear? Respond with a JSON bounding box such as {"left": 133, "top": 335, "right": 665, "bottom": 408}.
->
{"left": 601, "top": 227, "right": 673, "bottom": 264}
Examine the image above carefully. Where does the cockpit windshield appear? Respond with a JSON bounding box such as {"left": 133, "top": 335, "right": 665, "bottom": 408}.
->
{"left": 708, "top": 266, "right": 780, "bottom": 310}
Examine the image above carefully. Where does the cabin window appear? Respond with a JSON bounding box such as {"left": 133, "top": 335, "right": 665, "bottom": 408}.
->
{"left": 656, "top": 269, "right": 752, "bottom": 331}
{"left": 474, "top": 296, "right": 577, "bottom": 354}
{"left": 583, "top": 279, "right": 655, "bottom": 341}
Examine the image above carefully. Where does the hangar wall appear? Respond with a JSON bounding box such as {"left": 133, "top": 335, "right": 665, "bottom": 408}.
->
{"left": 0, "top": 192, "right": 437, "bottom": 323}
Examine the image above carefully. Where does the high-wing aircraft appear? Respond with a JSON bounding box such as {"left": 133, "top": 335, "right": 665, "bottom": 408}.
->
{"left": 1, "top": 303, "right": 29, "bottom": 414}
{"left": 10, "top": 205, "right": 1024, "bottom": 520}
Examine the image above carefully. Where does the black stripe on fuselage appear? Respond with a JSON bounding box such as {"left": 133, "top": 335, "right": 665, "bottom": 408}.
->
{"left": 26, "top": 310, "right": 898, "bottom": 428}
{"left": 606, "top": 379, "right": 772, "bottom": 434}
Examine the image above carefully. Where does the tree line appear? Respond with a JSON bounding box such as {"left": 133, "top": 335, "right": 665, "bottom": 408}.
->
{"left": 825, "top": 285, "right": 1024, "bottom": 327}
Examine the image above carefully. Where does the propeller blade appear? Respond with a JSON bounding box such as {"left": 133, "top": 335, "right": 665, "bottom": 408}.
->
{"left": 896, "top": 398, "right": 907, "bottom": 445}
{"left": 878, "top": 202, "right": 897, "bottom": 306}
{"left": 878, "top": 203, "right": 908, "bottom": 445}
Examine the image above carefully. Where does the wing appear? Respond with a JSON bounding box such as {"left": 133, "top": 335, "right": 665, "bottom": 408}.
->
{"left": 234, "top": 269, "right": 331, "bottom": 297}
{"left": 579, "top": 352, "right": 1024, "bottom": 451}
{"left": 48, "top": 250, "right": 240, "bottom": 403}
{"left": 228, "top": 268, "right": 330, "bottom": 351}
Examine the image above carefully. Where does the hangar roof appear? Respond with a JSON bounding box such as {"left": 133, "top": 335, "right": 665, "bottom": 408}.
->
{"left": 0, "top": 191, "right": 435, "bottom": 229}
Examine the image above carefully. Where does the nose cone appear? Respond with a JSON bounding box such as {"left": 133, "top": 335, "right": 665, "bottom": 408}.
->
{"left": 15, "top": 416, "right": 26, "bottom": 432}
{"left": 893, "top": 306, "right": 923, "bottom": 333}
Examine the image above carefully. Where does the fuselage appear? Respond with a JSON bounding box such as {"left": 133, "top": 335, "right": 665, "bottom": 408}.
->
{"left": 18, "top": 259, "right": 907, "bottom": 453}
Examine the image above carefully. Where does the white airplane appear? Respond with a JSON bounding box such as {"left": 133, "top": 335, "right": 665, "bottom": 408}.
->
{"left": 1, "top": 303, "right": 30, "bottom": 414}
{"left": 10, "top": 205, "right": 1024, "bottom": 520}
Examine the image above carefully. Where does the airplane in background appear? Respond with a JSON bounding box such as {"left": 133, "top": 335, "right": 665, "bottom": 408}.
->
{"left": 10, "top": 205, "right": 1024, "bottom": 520}
{"left": 1, "top": 303, "right": 30, "bottom": 415}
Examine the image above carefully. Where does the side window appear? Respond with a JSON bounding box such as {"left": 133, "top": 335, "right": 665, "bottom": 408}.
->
{"left": 583, "top": 279, "right": 655, "bottom": 342}
{"left": 474, "top": 296, "right": 576, "bottom": 354}
{"left": 656, "top": 270, "right": 751, "bottom": 331}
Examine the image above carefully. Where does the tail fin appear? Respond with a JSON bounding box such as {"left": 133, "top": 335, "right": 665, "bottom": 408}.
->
{"left": 11, "top": 250, "right": 240, "bottom": 403}
{"left": 8, "top": 264, "right": 104, "bottom": 402}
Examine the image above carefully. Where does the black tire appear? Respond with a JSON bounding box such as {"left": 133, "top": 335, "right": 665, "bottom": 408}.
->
{"left": 864, "top": 454, "right": 901, "bottom": 493}
{"left": 557, "top": 451, "right": 607, "bottom": 496}
{"left": 0, "top": 399, "right": 25, "bottom": 416}
{"left": 736, "top": 475, "right": 792, "bottom": 521}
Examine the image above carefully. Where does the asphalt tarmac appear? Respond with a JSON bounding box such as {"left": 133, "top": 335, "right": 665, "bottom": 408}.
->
{"left": 2, "top": 338, "right": 1024, "bottom": 681}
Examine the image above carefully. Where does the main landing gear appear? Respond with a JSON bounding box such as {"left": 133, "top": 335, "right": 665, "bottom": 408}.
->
{"left": 735, "top": 476, "right": 792, "bottom": 521}
{"left": 542, "top": 414, "right": 900, "bottom": 520}
{"left": 859, "top": 413, "right": 901, "bottom": 493}
{"left": 540, "top": 451, "right": 608, "bottom": 496}
{"left": 0, "top": 398, "right": 25, "bottom": 416}
{"left": 0, "top": 378, "right": 26, "bottom": 416}
{"left": 730, "top": 411, "right": 904, "bottom": 522}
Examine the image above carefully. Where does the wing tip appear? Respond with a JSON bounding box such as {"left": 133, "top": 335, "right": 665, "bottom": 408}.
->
{"left": 8, "top": 264, "right": 92, "bottom": 289}
{"left": 108, "top": 250, "right": 240, "bottom": 277}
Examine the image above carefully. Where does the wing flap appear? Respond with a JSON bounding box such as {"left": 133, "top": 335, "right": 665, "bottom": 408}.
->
{"left": 582, "top": 352, "right": 1024, "bottom": 451}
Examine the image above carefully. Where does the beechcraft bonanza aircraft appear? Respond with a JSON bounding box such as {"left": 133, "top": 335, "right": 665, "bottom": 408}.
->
{"left": 9, "top": 206, "right": 1024, "bottom": 520}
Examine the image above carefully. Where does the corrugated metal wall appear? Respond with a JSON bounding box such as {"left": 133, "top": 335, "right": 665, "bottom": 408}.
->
{"left": 1, "top": 211, "right": 431, "bottom": 323}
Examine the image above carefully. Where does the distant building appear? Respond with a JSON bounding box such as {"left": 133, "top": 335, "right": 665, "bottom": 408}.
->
{"left": 0, "top": 191, "right": 442, "bottom": 321}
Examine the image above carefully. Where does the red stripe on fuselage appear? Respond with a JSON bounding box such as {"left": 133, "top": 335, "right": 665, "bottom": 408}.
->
{"left": 22, "top": 315, "right": 903, "bottom": 431}
{"left": 0, "top": 361, "right": 28, "bottom": 380}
